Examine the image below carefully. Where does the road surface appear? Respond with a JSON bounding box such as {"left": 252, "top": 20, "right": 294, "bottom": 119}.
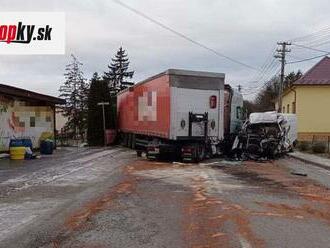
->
{"left": 1, "top": 147, "right": 330, "bottom": 248}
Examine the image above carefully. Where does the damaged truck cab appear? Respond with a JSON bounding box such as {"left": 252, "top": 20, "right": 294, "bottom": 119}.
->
{"left": 233, "top": 111, "right": 297, "bottom": 160}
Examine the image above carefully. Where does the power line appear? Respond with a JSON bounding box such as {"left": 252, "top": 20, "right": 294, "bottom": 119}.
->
{"left": 286, "top": 53, "right": 330, "bottom": 64}
{"left": 239, "top": 61, "right": 278, "bottom": 93}
{"left": 241, "top": 61, "right": 279, "bottom": 91}
{"left": 242, "top": 60, "right": 278, "bottom": 91}
{"left": 244, "top": 27, "right": 330, "bottom": 97}
{"left": 310, "top": 40, "right": 330, "bottom": 48}
{"left": 292, "top": 43, "right": 330, "bottom": 54}
{"left": 113, "top": 0, "right": 260, "bottom": 72}
{"left": 287, "top": 54, "right": 304, "bottom": 60}
{"left": 242, "top": 64, "right": 280, "bottom": 93}
{"left": 290, "top": 26, "right": 330, "bottom": 42}
{"left": 242, "top": 69, "right": 281, "bottom": 96}
{"left": 239, "top": 48, "right": 278, "bottom": 92}
{"left": 297, "top": 35, "right": 330, "bottom": 47}
{"left": 248, "top": 47, "right": 277, "bottom": 83}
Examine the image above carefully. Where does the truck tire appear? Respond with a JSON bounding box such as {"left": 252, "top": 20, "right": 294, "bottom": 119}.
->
{"left": 196, "top": 144, "right": 206, "bottom": 162}
{"left": 131, "top": 134, "right": 136, "bottom": 149}
{"left": 246, "top": 144, "right": 262, "bottom": 160}
{"left": 136, "top": 150, "right": 142, "bottom": 157}
{"left": 127, "top": 133, "right": 131, "bottom": 148}
{"left": 121, "top": 133, "right": 127, "bottom": 147}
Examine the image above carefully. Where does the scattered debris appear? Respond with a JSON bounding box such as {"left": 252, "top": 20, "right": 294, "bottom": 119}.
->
{"left": 0, "top": 153, "right": 10, "bottom": 159}
{"left": 291, "top": 172, "right": 308, "bottom": 177}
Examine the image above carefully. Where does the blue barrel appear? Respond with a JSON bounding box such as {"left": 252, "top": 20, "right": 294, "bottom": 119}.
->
{"left": 22, "top": 138, "right": 33, "bottom": 150}
{"left": 9, "top": 139, "right": 24, "bottom": 147}
{"left": 40, "top": 140, "right": 54, "bottom": 155}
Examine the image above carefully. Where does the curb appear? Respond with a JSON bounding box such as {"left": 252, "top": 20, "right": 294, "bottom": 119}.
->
{"left": 287, "top": 153, "right": 330, "bottom": 171}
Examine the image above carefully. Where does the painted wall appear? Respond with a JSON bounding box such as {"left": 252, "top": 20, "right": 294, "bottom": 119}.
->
{"left": 55, "top": 108, "right": 68, "bottom": 132}
{"left": 281, "top": 89, "right": 295, "bottom": 114}
{"left": 0, "top": 95, "right": 54, "bottom": 151}
{"left": 282, "top": 85, "right": 330, "bottom": 140}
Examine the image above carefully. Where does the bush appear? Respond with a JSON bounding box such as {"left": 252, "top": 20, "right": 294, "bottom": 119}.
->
{"left": 298, "top": 141, "right": 310, "bottom": 151}
{"left": 312, "top": 142, "right": 327, "bottom": 154}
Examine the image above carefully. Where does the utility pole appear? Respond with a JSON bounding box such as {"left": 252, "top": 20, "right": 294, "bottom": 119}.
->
{"left": 237, "top": 85, "right": 242, "bottom": 92}
{"left": 97, "top": 102, "right": 110, "bottom": 147}
{"left": 275, "top": 41, "right": 291, "bottom": 112}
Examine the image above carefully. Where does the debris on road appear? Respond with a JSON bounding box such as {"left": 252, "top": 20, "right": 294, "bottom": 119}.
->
{"left": 0, "top": 153, "right": 10, "bottom": 159}
{"left": 291, "top": 171, "right": 308, "bottom": 177}
{"left": 3, "top": 147, "right": 330, "bottom": 247}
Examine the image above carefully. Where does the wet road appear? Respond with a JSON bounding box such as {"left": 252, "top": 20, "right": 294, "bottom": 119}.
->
{"left": 1, "top": 148, "right": 330, "bottom": 248}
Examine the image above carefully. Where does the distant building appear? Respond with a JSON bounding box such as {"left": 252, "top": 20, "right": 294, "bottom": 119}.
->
{"left": 0, "top": 84, "right": 65, "bottom": 151}
{"left": 55, "top": 107, "right": 68, "bottom": 132}
{"left": 280, "top": 57, "right": 330, "bottom": 141}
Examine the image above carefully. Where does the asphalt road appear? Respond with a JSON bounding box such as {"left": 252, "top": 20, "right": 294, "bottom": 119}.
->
{"left": 1, "top": 148, "right": 330, "bottom": 248}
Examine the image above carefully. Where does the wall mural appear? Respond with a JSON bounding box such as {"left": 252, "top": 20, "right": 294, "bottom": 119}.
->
{"left": 0, "top": 96, "right": 54, "bottom": 151}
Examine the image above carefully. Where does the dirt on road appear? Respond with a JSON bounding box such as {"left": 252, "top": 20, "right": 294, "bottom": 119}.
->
{"left": 48, "top": 158, "right": 330, "bottom": 248}
{"left": 2, "top": 148, "right": 330, "bottom": 248}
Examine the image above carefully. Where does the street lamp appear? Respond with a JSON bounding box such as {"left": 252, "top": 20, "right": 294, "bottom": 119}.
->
{"left": 97, "top": 102, "right": 110, "bottom": 147}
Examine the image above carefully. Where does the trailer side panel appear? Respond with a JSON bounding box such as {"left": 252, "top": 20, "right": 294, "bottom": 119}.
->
{"left": 117, "top": 74, "right": 171, "bottom": 139}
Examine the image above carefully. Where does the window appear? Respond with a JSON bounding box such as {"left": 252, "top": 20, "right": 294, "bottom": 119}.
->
{"left": 283, "top": 106, "right": 285, "bottom": 113}
{"left": 209, "top": 95, "right": 217, "bottom": 109}
{"left": 236, "top": 106, "right": 242, "bottom": 119}
{"left": 287, "top": 104, "right": 290, "bottom": 113}
{"left": 30, "top": 117, "right": 35, "bottom": 127}
{"left": 292, "top": 102, "right": 296, "bottom": 113}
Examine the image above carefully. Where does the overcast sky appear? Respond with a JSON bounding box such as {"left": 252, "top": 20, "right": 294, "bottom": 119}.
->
{"left": 1, "top": 0, "right": 330, "bottom": 100}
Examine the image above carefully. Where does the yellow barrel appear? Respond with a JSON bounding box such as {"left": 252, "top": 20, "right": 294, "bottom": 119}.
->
{"left": 10, "top": 147, "right": 26, "bottom": 160}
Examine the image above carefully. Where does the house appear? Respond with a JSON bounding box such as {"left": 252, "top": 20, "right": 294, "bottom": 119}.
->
{"left": 0, "top": 84, "right": 65, "bottom": 152}
{"left": 55, "top": 107, "right": 68, "bottom": 132}
{"left": 280, "top": 56, "right": 330, "bottom": 141}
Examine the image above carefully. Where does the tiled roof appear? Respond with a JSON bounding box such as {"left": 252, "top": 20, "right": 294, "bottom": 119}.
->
{"left": 294, "top": 56, "right": 330, "bottom": 85}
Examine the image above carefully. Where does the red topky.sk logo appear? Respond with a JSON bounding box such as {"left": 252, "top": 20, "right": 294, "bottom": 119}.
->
{"left": 0, "top": 22, "right": 52, "bottom": 44}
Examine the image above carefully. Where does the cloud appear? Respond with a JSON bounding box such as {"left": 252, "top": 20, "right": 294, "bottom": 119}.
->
{"left": 0, "top": 0, "right": 329, "bottom": 100}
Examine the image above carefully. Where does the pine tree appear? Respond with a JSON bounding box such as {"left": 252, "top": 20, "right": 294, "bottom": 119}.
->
{"left": 104, "top": 47, "right": 134, "bottom": 94}
{"left": 59, "top": 55, "right": 89, "bottom": 140}
{"left": 87, "top": 73, "right": 114, "bottom": 146}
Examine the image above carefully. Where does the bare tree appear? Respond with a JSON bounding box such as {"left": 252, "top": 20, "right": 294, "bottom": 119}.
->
{"left": 59, "top": 54, "right": 89, "bottom": 140}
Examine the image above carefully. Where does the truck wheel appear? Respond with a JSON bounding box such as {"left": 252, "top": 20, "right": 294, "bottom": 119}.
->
{"left": 127, "top": 133, "right": 132, "bottom": 148}
{"left": 119, "top": 133, "right": 125, "bottom": 146}
{"left": 121, "top": 133, "right": 126, "bottom": 146}
{"left": 246, "top": 144, "right": 262, "bottom": 160}
{"left": 196, "top": 144, "right": 205, "bottom": 162}
{"left": 131, "top": 134, "right": 136, "bottom": 149}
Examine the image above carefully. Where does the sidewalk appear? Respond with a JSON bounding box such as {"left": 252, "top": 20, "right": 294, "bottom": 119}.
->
{"left": 288, "top": 151, "right": 330, "bottom": 170}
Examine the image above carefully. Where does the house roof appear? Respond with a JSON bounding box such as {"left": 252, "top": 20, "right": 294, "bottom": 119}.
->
{"left": 294, "top": 56, "right": 330, "bottom": 85}
{"left": 0, "top": 84, "right": 65, "bottom": 105}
